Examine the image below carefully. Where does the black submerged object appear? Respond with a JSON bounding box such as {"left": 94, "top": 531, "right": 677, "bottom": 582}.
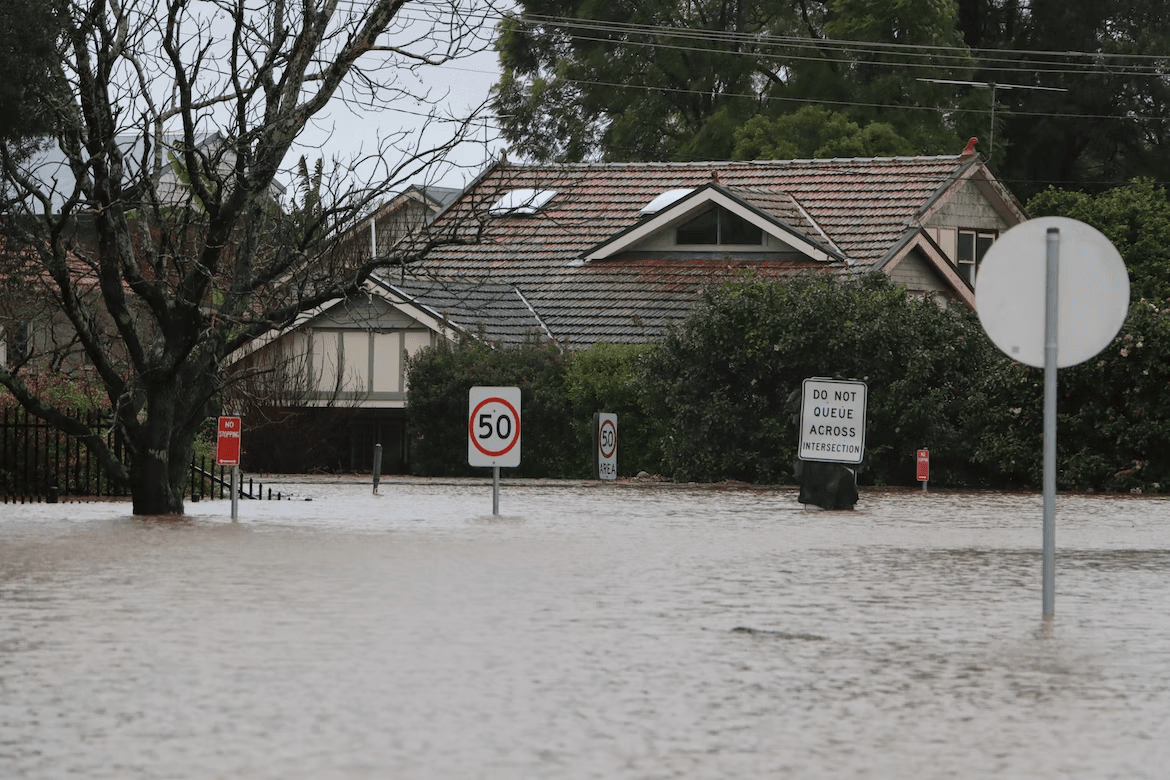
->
{"left": 795, "top": 459, "right": 858, "bottom": 510}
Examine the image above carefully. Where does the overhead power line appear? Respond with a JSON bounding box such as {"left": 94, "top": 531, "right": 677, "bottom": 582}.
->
{"left": 509, "top": 12, "right": 1170, "bottom": 80}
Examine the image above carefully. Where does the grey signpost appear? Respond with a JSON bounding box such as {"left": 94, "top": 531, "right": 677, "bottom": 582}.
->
{"left": 977, "top": 217, "right": 1129, "bottom": 618}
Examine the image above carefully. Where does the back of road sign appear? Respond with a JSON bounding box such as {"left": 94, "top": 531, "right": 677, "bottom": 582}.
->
{"left": 977, "top": 217, "right": 1129, "bottom": 368}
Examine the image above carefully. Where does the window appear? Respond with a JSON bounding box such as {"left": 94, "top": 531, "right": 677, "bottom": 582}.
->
{"left": 487, "top": 189, "right": 557, "bottom": 216}
{"left": 676, "top": 207, "right": 762, "bottom": 245}
{"left": 956, "top": 229, "right": 997, "bottom": 285}
{"left": 639, "top": 188, "right": 694, "bottom": 215}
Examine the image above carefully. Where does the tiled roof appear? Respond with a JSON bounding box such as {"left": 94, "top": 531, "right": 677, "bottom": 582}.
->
{"left": 372, "top": 274, "right": 551, "bottom": 345}
{"left": 396, "top": 156, "right": 988, "bottom": 346}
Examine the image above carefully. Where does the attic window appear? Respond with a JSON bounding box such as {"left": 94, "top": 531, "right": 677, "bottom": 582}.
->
{"left": 676, "top": 207, "right": 762, "bottom": 245}
{"left": 488, "top": 188, "right": 557, "bottom": 215}
{"left": 639, "top": 188, "right": 694, "bottom": 215}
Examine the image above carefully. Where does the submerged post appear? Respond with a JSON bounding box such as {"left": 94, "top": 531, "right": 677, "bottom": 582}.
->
{"left": 231, "top": 465, "right": 239, "bottom": 522}
{"left": 372, "top": 443, "right": 383, "bottom": 495}
{"left": 1042, "top": 228, "right": 1059, "bottom": 618}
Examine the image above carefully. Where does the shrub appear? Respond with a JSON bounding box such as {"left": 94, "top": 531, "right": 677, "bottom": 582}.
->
{"left": 405, "top": 333, "right": 574, "bottom": 477}
{"left": 562, "top": 341, "right": 664, "bottom": 477}
{"left": 639, "top": 272, "right": 1001, "bottom": 486}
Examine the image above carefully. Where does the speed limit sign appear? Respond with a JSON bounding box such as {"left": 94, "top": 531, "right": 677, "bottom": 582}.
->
{"left": 595, "top": 412, "right": 617, "bottom": 480}
{"left": 468, "top": 387, "right": 522, "bottom": 468}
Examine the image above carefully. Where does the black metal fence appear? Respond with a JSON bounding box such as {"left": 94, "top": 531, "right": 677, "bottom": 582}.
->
{"left": 187, "top": 458, "right": 296, "bottom": 503}
{"left": 2, "top": 407, "right": 292, "bottom": 504}
{"left": 0, "top": 406, "right": 127, "bottom": 503}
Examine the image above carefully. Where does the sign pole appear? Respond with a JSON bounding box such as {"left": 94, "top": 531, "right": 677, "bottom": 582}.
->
{"left": 231, "top": 465, "right": 239, "bottom": 522}
{"left": 1042, "top": 228, "right": 1059, "bottom": 619}
{"left": 372, "top": 443, "right": 383, "bottom": 495}
{"left": 493, "top": 465, "right": 500, "bottom": 515}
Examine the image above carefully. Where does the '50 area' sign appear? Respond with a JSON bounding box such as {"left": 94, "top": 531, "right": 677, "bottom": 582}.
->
{"left": 468, "top": 387, "right": 522, "bottom": 468}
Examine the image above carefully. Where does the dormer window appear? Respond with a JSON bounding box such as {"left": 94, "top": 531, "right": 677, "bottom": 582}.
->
{"left": 676, "top": 207, "right": 762, "bottom": 245}
{"left": 488, "top": 188, "right": 557, "bottom": 216}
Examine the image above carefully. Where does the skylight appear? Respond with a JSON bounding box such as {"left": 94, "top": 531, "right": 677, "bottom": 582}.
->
{"left": 639, "top": 188, "right": 694, "bottom": 215}
{"left": 488, "top": 188, "right": 557, "bottom": 215}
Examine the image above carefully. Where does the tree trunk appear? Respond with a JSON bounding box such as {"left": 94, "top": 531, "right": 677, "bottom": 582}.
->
{"left": 126, "top": 381, "right": 201, "bottom": 516}
{"left": 130, "top": 444, "right": 188, "bottom": 515}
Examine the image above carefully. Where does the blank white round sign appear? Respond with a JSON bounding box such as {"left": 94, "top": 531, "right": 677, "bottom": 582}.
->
{"left": 976, "top": 216, "right": 1129, "bottom": 368}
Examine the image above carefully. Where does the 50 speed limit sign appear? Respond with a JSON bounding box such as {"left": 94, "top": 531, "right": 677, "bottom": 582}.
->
{"left": 468, "top": 386, "right": 522, "bottom": 468}
{"left": 595, "top": 412, "right": 617, "bottom": 480}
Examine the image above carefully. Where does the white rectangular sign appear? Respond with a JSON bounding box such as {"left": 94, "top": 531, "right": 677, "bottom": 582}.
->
{"left": 798, "top": 378, "right": 867, "bottom": 464}
{"left": 468, "top": 386, "right": 522, "bottom": 468}
{"left": 596, "top": 413, "right": 617, "bottom": 481}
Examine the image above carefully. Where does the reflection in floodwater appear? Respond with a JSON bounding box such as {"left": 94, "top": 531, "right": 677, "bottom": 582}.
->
{"left": 1, "top": 484, "right": 1169, "bottom": 778}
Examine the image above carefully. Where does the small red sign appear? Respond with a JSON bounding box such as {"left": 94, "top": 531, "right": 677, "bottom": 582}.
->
{"left": 216, "top": 416, "right": 242, "bottom": 466}
{"left": 916, "top": 449, "right": 930, "bottom": 482}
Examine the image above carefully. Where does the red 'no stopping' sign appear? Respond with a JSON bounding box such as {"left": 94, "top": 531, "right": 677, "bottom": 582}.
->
{"left": 217, "top": 416, "right": 242, "bottom": 466}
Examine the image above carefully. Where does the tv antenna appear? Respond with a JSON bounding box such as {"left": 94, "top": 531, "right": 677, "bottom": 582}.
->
{"left": 918, "top": 79, "right": 1069, "bottom": 156}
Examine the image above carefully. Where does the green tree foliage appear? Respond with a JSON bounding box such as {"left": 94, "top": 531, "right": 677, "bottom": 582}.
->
{"left": 495, "top": 0, "right": 1168, "bottom": 195}
{"left": 733, "top": 106, "right": 918, "bottom": 159}
{"left": 953, "top": 0, "right": 1170, "bottom": 196}
{"left": 0, "top": 0, "right": 64, "bottom": 145}
{"left": 406, "top": 275, "right": 1170, "bottom": 493}
{"left": 967, "top": 300, "right": 1170, "bottom": 492}
{"left": 407, "top": 338, "right": 663, "bottom": 479}
{"left": 1027, "top": 179, "right": 1170, "bottom": 303}
{"left": 638, "top": 273, "right": 997, "bottom": 486}
{"left": 493, "top": 0, "right": 972, "bottom": 163}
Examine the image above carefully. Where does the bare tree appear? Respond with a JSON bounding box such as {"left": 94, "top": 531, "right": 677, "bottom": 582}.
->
{"left": 0, "top": 0, "right": 496, "bottom": 514}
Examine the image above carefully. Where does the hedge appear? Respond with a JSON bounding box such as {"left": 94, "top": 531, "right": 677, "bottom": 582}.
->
{"left": 405, "top": 274, "right": 1170, "bottom": 492}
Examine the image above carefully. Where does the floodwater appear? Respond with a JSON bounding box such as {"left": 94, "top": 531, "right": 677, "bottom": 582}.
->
{"left": 2, "top": 480, "right": 1169, "bottom": 779}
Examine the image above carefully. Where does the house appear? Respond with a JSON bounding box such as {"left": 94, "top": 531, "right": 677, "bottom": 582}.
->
{"left": 238, "top": 151, "right": 1027, "bottom": 472}
{"left": 403, "top": 151, "right": 1026, "bottom": 345}
{"left": 224, "top": 184, "right": 466, "bottom": 473}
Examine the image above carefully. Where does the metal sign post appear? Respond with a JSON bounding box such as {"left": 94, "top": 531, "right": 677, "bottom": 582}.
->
{"left": 1042, "top": 228, "right": 1059, "bottom": 618}
{"left": 230, "top": 466, "right": 239, "bottom": 522}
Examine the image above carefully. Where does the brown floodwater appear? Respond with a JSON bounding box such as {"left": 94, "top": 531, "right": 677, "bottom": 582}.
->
{"left": 2, "top": 482, "right": 1168, "bottom": 778}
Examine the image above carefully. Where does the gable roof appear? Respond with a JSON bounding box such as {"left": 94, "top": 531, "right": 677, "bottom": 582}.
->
{"left": 583, "top": 182, "right": 847, "bottom": 264}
